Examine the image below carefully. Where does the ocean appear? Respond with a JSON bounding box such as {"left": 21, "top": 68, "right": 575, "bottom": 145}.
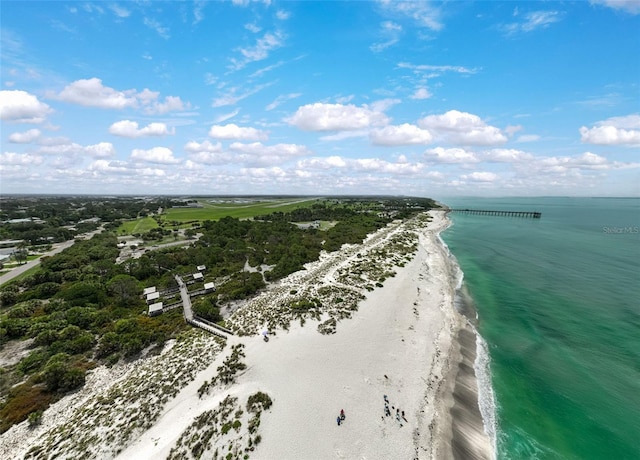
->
{"left": 440, "top": 197, "right": 640, "bottom": 460}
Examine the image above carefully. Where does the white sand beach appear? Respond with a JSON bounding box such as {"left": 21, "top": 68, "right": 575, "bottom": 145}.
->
{"left": 0, "top": 210, "right": 492, "bottom": 460}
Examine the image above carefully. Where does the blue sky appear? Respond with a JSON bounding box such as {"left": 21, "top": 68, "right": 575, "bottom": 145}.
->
{"left": 1, "top": 0, "right": 639, "bottom": 198}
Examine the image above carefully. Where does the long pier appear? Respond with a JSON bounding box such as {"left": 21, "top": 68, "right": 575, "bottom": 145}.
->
{"left": 175, "top": 275, "right": 231, "bottom": 339}
{"left": 450, "top": 209, "right": 541, "bottom": 218}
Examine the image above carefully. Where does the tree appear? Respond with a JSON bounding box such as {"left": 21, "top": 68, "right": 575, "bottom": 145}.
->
{"left": 106, "top": 274, "right": 140, "bottom": 307}
{"left": 14, "top": 248, "right": 28, "bottom": 265}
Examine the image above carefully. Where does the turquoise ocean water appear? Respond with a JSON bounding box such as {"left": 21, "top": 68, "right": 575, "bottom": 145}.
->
{"left": 440, "top": 197, "right": 640, "bottom": 460}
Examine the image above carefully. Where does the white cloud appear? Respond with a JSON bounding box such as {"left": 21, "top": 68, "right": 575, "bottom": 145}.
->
{"left": 212, "top": 82, "right": 274, "bottom": 107}
{"left": 397, "top": 62, "right": 478, "bottom": 75}
{"left": 0, "top": 152, "right": 44, "bottom": 165}
{"left": 580, "top": 114, "right": 640, "bottom": 145}
{"left": 590, "top": 0, "right": 640, "bottom": 14}
{"left": 229, "top": 142, "right": 312, "bottom": 166}
{"left": 502, "top": 11, "right": 561, "bottom": 35}
{"left": 287, "top": 103, "right": 390, "bottom": 131}
{"left": 370, "top": 21, "right": 402, "bottom": 52}
{"left": 230, "top": 31, "right": 285, "bottom": 70}
{"left": 482, "top": 148, "right": 533, "bottom": 162}
{"left": 245, "top": 23, "right": 261, "bottom": 33}
{"left": 296, "top": 155, "right": 426, "bottom": 176}
{"left": 109, "top": 4, "right": 131, "bottom": 18}
{"left": 109, "top": 120, "right": 175, "bottom": 138}
{"left": 410, "top": 88, "right": 432, "bottom": 100}
{"left": 418, "top": 110, "right": 508, "bottom": 145}
{"left": 144, "top": 18, "right": 170, "bottom": 39}
{"left": 56, "top": 78, "right": 138, "bottom": 109}
{"left": 370, "top": 124, "right": 433, "bottom": 146}
{"left": 54, "top": 78, "right": 189, "bottom": 114}
{"left": 85, "top": 142, "right": 116, "bottom": 158}
{"left": 276, "top": 10, "right": 291, "bottom": 20}
{"left": 266, "top": 92, "right": 302, "bottom": 111}
{"left": 378, "top": 1, "right": 443, "bottom": 31}
{"left": 37, "top": 141, "right": 115, "bottom": 157}
{"left": 516, "top": 134, "right": 540, "bottom": 143}
{"left": 213, "top": 109, "right": 241, "bottom": 123}
{"left": 0, "top": 90, "right": 53, "bottom": 123}
{"left": 319, "top": 130, "right": 369, "bottom": 142}
{"left": 131, "top": 147, "right": 181, "bottom": 164}
{"left": 424, "top": 147, "right": 479, "bottom": 164}
{"left": 9, "top": 128, "right": 41, "bottom": 143}
{"left": 209, "top": 124, "right": 269, "bottom": 141}
{"left": 461, "top": 171, "right": 499, "bottom": 182}
{"left": 184, "top": 140, "right": 223, "bottom": 153}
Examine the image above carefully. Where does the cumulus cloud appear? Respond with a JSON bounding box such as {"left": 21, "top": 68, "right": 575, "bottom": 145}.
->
{"left": 482, "top": 148, "right": 533, "bottom": 162}
{"left": 9, "top": 128, "right": 41, "bottom": 143}
{"left": 287, "top": 102, "right": 390, "bottom": 131}
{"left": 208, "top": 124, "right": 269, "bottom": 141}
{"left": 38, "top": 141, "right": 115, "bottom": 157}
{"left": 424, "top": 147, "right": 479, "bottom": 164}
{"left": 109, "top": 120, "right": 175, "bottom": 138}
{"left": 461, "top": 171, "right": 499, "bottom": 182}
{"left": 296, "top": 155, "right": 426, "bottom": 176}
{"left": 54, "top": 78, "right": 189, "bottom": 114}
{"left": 580, "top": 114, "right": 640, "bottom": 145}
{"left": 1, "top": 152, "right": 45, "bottom": 166}
{"left": 370, "top": 124, "right": 433, "bottom": 146}
{"left": 0, "top": 90, "right": 53, "bottom": 123}
{"left": 418, "top": 110, "right": 507, "bottom": 145}
{"left": 184, "top": 140, "right": 223, "bottom": 153}
{"left": 516, "top": 134, "right": 540, "bottom": 143}
{"left": 131, "top": 147, "right": 181, "bottom": 164}
{"left": 229, "top": 142, "right": 312, "bottom": 166}
{"left": 410, "top": 88, "right": 432, "bottom": 100}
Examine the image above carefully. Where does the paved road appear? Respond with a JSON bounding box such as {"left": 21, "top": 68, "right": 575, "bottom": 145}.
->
{"left": 0, "top": 228, "right": 104, "bottom": 287}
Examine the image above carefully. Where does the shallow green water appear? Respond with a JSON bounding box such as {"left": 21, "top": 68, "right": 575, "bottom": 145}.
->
{"left": 441, "top": 197, "right": 640, "bottom": 460}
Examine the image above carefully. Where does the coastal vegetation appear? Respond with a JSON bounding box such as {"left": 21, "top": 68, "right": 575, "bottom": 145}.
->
{"left": 0, "top": 195, "right": 438, "bottom": 433}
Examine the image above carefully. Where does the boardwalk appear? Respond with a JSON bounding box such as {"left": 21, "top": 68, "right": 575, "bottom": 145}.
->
{"left": 174, "top": 275, "right": 232, "bottom": 339}
{"left": 450, "top": 209, "right": 541, "bottom": 218}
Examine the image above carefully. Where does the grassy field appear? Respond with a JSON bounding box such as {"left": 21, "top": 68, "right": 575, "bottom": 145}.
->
{"left": 162, "top": 198, "right": 320, "bottom": 223}
{"left": 117, "top": 216, "right": 159, "bottom": 235}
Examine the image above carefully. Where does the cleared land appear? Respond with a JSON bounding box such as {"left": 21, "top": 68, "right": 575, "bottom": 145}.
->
{"left": 162, "top": 198, "right": 319, "bottom": 223}
{"left": 117, "top": 217, "right": 159, "bottom": 235}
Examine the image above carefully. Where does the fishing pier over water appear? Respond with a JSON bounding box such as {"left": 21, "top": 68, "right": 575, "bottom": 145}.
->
{"left": 450, "top": 209, "right": 541, "bottom": 219}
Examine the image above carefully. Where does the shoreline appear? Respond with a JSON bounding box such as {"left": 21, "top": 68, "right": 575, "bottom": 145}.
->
{"left": 0, "top": 210, "right": 493, "bottom": 459}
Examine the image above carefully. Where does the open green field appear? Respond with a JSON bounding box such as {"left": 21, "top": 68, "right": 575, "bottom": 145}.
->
{"left": 117, "top": 216, "right": 159, "bottom": 235}
{"left": 162, "top": 198, "right": 320, "bottom": 223}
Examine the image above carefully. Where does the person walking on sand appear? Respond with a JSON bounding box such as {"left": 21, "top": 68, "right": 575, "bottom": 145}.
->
{"left": 337, "top": 416, "right": 341, "bottom": 426}
{"left": 340, "top": 409, "right": 345, "bottom": 420}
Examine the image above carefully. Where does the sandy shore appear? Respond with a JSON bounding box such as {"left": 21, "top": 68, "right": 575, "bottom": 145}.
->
{"left": 0, "top": 210, "right": 492, "bottom": 459}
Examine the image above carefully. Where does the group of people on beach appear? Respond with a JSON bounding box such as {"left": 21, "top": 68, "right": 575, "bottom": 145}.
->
{"left": 336, "top": 409, "right": 346, "bottom": 426}
{"left": 383, "top": 395, "right": 407, "bottom": 427}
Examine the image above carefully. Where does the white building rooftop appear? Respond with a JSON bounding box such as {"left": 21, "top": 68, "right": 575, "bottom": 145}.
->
{"left": 193, "top": 272, "right": 204, "bottom": 280}
{"left": 148, "top": 302, "right": 163, "bottom": 316}
{"left": 143, "top": 286, "right": 157, "bottom": 296}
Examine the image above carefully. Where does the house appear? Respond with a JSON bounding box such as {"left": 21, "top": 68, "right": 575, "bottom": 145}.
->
{"left": 146, "top": 291, "right": 160, "bottom": 304}
{"left": 204, "top": 282, "right": 216, "bottom": 292}
{"left": 193, "top": 272, "right": 204, "bottom": 281}
{"left": 197, "top": 265, "right": 206, "bottom": 272}
{"left": 143, "top": 286, "right": 157, "bottom": 296}
{"left": 148, "top": 302, "right": 163, "bottom": 316}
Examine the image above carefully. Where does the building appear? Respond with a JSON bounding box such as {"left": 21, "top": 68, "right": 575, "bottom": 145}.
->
{"left": 143, "top": 286, "right": 157, "bottom": 296}
{"left": 204, "top": 282, "right": 216, "bottom": 292}
{"left": 146, "top": 291, "right": 160, "bottom": 304}
{"left": 193, "top": 272, "right": 204, "bottom": 281}
{"left": 197, "top": 265, "right": 206, "bottom": 272}
{"left": 148, "top": 302, "right": 163, "bottom": 316}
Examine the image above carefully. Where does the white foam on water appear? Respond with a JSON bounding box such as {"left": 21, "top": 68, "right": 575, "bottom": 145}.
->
{"left": 474, "top": 327, "right": 499, "bottom": 459}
